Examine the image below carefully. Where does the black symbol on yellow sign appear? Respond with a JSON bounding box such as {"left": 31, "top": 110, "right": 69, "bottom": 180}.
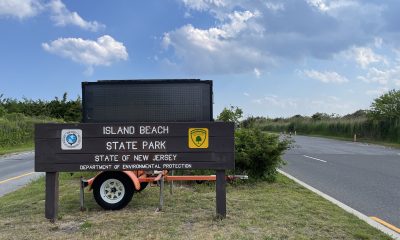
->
{"left": 188, "top": 128, "right": 209, "bottom": 148}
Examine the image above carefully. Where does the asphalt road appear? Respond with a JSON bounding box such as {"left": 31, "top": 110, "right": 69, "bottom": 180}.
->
{"left": 0, "top": 151, "right": 43, "bottom": 197}
{"left": 282, "top": 135, "right": 400, "bottom": 229}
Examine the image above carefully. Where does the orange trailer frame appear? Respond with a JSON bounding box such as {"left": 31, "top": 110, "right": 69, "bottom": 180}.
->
{"left": 83, "top": 170, "right": 246, "bottom": 191}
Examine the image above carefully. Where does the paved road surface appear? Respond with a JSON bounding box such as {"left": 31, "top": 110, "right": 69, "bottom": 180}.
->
{"left": 0, "top": 152, "right": 43, "bottom": 197}
{"left": 283, "top": 135, "right": 400, "bottom": 229}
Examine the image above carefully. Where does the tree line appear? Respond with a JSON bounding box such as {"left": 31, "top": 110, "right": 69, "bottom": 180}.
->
{"left": 0, "top": 93, "right": 81, "bottom": 122}
{"left": 246, "top": 89, "right": 400, "bottom": 143}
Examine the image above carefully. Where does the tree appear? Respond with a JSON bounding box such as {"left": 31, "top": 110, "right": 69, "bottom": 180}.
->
{"left": 0, "top": 105, "right": 6, "bottom": 117}
{"left": 368, "top": 89, "right": 400, "bottom": 120}
{"left": 343, "top": 109, "right": 367, "bottom": 119}
{"left": 195, "top": 135, "right": 202, "bottom": 144}
{"left": 217, "top": 106, "right": 243, "bottom": 126}
{"left": 311, "top": 112, "right": 330, "bottom": 121}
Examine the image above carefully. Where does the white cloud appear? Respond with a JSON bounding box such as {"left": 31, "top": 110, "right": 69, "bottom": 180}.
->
{"left": 48, "top": 0, "right": 105, "bottom": 31}
{"left": 254, "top": 68, "right": 261, "bottom": 78}
{"left": 306, "top": 0, "right": 358, "bottom": 13}
{"left": 351, "top": 47, "right": 386, "bottom": 68}
{"left": 170, "top": 0, "right": 393, "bottom": 74}
{"left": 306, "top": 0, "right": 329, "bottom": 12}
{"left": 42, "top": 35, "right": 128, "bottom": 72}
{"left": 358, "top": 65, "right": 400, "bottom": 85}
{"left": 366, "top": 87, "right": 389, "bottom": 96}
{"left": 303, "top": 70, "right": 349, "bottom": 83}
{"left": 249, "top": 94, "right": 357, "bottom": 117}
{"left": 252, "top": 95, "right": 298, "bottom": 108}
{"left": 243, "top": 92, "right": 250, "bottom": 97}
{"left": 252, "top": 99, "right": 262, "bottom": 104}
{"left": 162, "top": 10, "right": 272, "bottom": 74}
{"left": 0, "top": 0, "right": 104, "bottom": 31}
{"left": 265, "top": 2, "right": 284, "bottom": 12}
{"left": 0, "top": 0, "right": 43, "bottom": 19}
{"left": 181, "top": 0, "right": 226, "bottom": 11}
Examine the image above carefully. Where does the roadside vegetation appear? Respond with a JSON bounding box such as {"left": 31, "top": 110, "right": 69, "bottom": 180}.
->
{"left": 0, "top": 173, "right": 391, "bottom": 240}
{"left": 0, "top": 113, "right": 62, "bottom": 154}
{"left": 0, "top": 93, "right": 79, "bottom": 154}
{"left": 0, "top": 93, "right": 81, "bottom": 122}
{"left": 218, "top": 106, "right": 291, "bottom": 182}
{"left": 244, "top": 89, "right": 400, "bottom": 144}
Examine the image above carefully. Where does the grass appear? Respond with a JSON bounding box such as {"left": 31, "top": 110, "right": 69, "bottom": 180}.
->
{"left": 273, "top": 131, "right": 400, "bottom": 150}
{"left": 0, "top": 173, "right": 392, "bottom": 240}
{"left": 259, "top": 117, "right": 400, "bottom": 145}
{"left": 0, "top": 113, "right": 62, "bottom": 156}
{"left": 0, "top": 143, "right": 33, "bottom": 156}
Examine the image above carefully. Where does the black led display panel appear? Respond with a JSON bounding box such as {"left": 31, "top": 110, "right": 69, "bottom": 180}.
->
{"left": 82, "top": 79, "right": 213, "bottom": 123}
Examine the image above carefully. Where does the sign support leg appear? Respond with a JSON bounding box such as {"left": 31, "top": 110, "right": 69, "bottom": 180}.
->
{"left": 45, "top": 172, "right": 59, "bottom": 222}
{"left": 216, "top": 170, "right": 226, "bottom": 219}
{"left": 170, "top": 170, "right": 174, "bottom": 195}
{"left": 156, "top": 175, "right": 164, "bottom": 212}
{"left": 80, "top": 176, "right": 85, "bottom": 211}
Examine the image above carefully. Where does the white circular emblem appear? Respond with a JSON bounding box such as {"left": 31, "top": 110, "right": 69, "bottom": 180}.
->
{"left": 61, "top": 129, "right": 82, "bottom": 150}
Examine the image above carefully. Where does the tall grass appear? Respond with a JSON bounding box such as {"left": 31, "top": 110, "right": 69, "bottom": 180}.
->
{"left": 259, "top": 117, "right": 400, "bottom": 143}
{"left": 0, "top": 113, "right": 62, "bottom": 149}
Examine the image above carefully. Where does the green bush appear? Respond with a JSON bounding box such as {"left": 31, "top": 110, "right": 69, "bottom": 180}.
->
{"left": 235, "top": 128, "right": 291, "bottom": 181}
{"left": 0, "top": 106, "right": 6, "bottom": 117}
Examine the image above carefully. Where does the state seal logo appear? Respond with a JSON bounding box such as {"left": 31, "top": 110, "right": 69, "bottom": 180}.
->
{"left": 61, "top": 129, "right": 82, "bottom": 150}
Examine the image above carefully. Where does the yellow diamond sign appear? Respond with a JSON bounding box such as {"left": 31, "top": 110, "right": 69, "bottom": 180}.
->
{"left": 188, "top": 128, "right": 209, "bottom": 148}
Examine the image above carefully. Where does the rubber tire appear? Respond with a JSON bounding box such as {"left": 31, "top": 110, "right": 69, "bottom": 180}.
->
{"left": 136, "top": 182, "right": 149, "bottom": 193}
{"left": 93, "top": 172, "right": 134, "bottom": 210}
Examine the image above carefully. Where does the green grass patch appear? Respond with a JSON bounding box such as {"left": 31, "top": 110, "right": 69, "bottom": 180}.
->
{"left": 0, "top": 142, "right": 33, "bottom": 156}
{"left": 0, "top": 173, "right": 392, "bottom": 240}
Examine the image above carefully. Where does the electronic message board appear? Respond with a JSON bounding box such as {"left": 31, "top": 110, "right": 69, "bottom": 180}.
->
{"left": 82, "top": 80, "right": 213, "bottom": 123}
{"left": 35, "top": 122, "right": 234, "bottom": 172}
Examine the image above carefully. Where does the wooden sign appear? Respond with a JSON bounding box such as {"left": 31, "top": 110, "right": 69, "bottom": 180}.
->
{"left": 35, "top": 122, "right": 234, "bottom": 172}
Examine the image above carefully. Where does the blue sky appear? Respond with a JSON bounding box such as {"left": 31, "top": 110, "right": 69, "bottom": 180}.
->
{"left": 1, "top": 0, "right": 400, "bottom": 118}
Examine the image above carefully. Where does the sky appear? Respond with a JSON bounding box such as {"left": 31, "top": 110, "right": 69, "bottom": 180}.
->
{"left": 1, "top": 0, "right": 400, "bottom": 118}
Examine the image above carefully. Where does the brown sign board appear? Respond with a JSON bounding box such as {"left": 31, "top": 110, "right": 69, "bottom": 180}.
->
{"left": 35, "top": 122, "right": 234, "bottom": 172}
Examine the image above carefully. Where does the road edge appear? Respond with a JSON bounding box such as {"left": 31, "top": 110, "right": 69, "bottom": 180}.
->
{"left": 0, "top": 150, "right": 34, "bottom": 159}
{"left": 278, "top": 169, "right": 400, "bottom": 240}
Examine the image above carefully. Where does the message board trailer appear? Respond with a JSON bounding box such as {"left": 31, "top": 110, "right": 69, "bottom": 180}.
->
{"left": 82, "top": 79, "right": 213, "bottom": 123}
{"left": 35, "top": 122, "right": 234, "bottom": 220}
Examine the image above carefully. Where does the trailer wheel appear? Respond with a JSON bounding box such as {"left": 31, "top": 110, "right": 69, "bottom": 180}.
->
{"left": 93, "top": 172, "right": 134, "bottom": 210}
{"left": 136, "top": 182, "right": 148, "bottom": 193}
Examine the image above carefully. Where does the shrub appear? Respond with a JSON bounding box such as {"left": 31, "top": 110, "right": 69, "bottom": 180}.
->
{"left": 0, "top": 106, "right": 6, "bottom": 117}
{"left": 217, "top": 106, "right": 243, "bottom": 127}
{"left": 235, "top": 128, "right": 291, "bottom": 182}
{"left": 0, "top": 113, "right": 63, "bottom": 149}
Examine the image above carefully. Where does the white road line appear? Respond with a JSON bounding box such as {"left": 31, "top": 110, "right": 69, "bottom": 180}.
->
{"left": 303, "top": 155, "right": 327, "bottom": 163}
